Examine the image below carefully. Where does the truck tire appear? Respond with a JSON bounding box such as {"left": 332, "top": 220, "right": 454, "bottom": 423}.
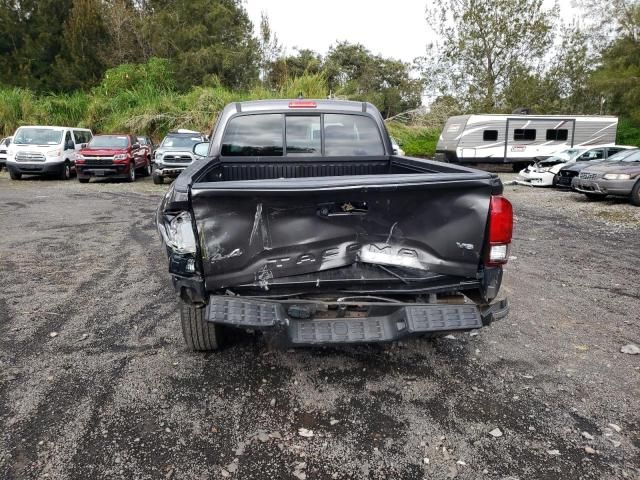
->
{"left": 630, "top": 181, "right": 640, "bottom": 206}
{"left": 127, "top": 161, "right": 136, "bottom": 182}
{"left": 59, "top": 161, "right": 71, "bottom": 180}
{"left": 9, "top": 168, "right": 22, "bottom": 180}
{"left": 152, "top": 171, "right": 164, "bottom": 185}
{"left": 180, "top": 303, "right": 221, "bottom": 351}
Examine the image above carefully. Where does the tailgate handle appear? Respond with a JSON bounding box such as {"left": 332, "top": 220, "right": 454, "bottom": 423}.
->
{"left": 318, "top": 201, "right": 368, "bottom": 217}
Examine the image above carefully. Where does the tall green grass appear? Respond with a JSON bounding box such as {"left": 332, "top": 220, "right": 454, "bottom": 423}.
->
{"left": 0, "top": 59, "right": 329, "bottom": 140}
{"left": 386, "top": 121, "right": 440, "bottom": 158}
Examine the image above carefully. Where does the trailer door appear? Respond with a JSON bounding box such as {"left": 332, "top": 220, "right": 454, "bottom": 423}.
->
{"left": 503, "top": 118, "right": 575, "bottom": 164}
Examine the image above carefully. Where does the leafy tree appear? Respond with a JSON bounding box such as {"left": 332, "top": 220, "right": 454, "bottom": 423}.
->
{"left": 144, "top": 0, "right": 259, "bottom": 89}
{"left": 324, "top": 42, "right": 423, "bottom": 117}
{"left": 591, "top": 35, "right": 640, "bottom": 121}
{"left": 258, "top": 12, "right": 281, "bottom": 82}
{"left": 0, "top": 0, "right": 73, "bottom": 91}
{"left": 53, "top": 0, "right": 108, "bottom": 91}
{"left": 422, "top": 0, "right": 555, "bottom": 111}
{"left": 267, "top": 49, "right": 323, "bottom": 89}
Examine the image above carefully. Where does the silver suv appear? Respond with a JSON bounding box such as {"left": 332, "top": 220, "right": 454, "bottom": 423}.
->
{"left": 152, "top": 130, "right": 208, "bottom": 185}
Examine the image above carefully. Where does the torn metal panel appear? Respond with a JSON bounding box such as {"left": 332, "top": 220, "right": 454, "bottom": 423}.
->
{"left": 191, "top": 178, "right": 493, "bottom": 291}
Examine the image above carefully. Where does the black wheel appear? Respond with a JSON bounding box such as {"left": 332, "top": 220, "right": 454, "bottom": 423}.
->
{"left": 78, "top": 177, "right": 90, "bottom": 184}
{"left": 180, "top": 303, "right": 222, "bottom": 351}
{"left": 127, "top": 161, "right": 136, "bottom": 182}
{"left": 9, "top": 168, "right": 22, "bottom": 180}
{"left": 143, "top": 158, "right": 152, "bottom": 177}
{"left": 630, "top": 181, "right": 640, "bottom": 206}
{"left": 59, "top": 162, "right": 71, "bottom": 180}
{"left": 152, "top": 171, "right": 164, "bottom": 185}
{"left": 585, "top": 192, "right": 607, "bottom": 201}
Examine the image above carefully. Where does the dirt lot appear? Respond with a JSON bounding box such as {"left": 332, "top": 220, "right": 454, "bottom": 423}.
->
{"left": 0, "top": 171, "right": 638, "bottom": 480}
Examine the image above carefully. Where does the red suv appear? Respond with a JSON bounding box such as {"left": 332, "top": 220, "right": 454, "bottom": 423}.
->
{"left": 76, "top": 134, "right": 152, "bottom": 183}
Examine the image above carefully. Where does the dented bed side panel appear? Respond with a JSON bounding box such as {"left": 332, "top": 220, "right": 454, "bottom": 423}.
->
{"left": 190, "top": 179, "right": 493, "bottom": 291}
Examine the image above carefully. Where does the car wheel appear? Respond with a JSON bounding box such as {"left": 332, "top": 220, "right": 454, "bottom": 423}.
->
{"left": 585, "top": 192, "right": 607, "bottom": 201}
{"left": 180, "top": 303, "right": 222, "bottom": 351}
{"left": 152, "top": 171, "right": 164, "bottom": 185}
{"left": 127, "top": 162, "right": 136, "bottom": 182}
{"left": 9, "top": 168, "right": 22, "bottom": 180}
{"left": 59, "top": 162, "right": 71, "bottom": 180}
{"left": 630, "top": 180, "right": 640, "bottom": 206}
{"left": 78, "top": 177, "right": 90, "bottom": 184}
{"left": 144, "top": 161, "right": 152, "bottom": 177}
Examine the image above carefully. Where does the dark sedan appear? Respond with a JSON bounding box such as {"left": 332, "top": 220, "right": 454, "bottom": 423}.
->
{"left": 554, "top": 147, "right": 638, "bottom": 188}
{"left": 572, "top": 149, "right": 640, "bottom": 205}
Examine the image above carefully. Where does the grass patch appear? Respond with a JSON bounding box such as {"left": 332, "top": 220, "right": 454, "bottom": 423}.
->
{"left": 386, "top": 121, "right": 439, "bottom": 158}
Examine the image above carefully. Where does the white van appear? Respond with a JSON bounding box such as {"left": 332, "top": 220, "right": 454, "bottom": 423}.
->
{"left": 6, "top": 126, "right": 93, "bottom": 180}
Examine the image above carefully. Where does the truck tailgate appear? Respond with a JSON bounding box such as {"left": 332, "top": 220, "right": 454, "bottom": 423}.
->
{"left": 190, "top": 174, "right": 494, "bottom": 291}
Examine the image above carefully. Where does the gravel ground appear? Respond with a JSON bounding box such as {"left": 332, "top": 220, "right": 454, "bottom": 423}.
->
{"left": 0, "top": 170, "right": 638, "bottom": 480}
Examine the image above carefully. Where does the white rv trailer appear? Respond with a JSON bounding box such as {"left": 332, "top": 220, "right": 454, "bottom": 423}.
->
{"left": 435, "top": 114, "right": 619, "bottom": 171}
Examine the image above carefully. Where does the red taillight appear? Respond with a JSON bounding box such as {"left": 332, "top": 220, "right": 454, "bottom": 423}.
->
{"left": 288, "top": 100, "right": 317, "bottom": 108}
{"left": 486, "top": 195, "right": 513, "bottom": 266}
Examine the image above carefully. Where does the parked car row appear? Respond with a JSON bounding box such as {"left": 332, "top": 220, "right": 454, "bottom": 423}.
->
{"left": 3, "top": 125, "right": 208, "bottom": 183}
{"left": 516, "top": 145, "right": 640, "bottom": 206}
{"left": 0, "top": 136, "right": 12, "bottom": 170}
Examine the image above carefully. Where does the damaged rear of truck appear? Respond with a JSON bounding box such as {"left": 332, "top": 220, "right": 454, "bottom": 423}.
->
{"left": 156, "top": 100, "right": 513, "bottom": 351}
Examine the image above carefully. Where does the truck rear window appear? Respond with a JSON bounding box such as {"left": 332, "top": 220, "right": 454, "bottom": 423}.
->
{"left": 222, "top": 114, "right": 284, "bottom": 156}
{"left": 221, "top": 113, "right": 384, "bottom": 157}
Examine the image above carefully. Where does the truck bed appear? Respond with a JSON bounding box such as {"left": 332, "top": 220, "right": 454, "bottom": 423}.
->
{"left": 185, "top": 155, "right": 502, "bottom": 295}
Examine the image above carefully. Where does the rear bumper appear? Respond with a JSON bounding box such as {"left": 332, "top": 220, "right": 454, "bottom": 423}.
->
{"left": 572, "top": 177, "right": 635, "bottom": 196}
{"left": 203, "top": 295, "right": 509, "bottom": 345}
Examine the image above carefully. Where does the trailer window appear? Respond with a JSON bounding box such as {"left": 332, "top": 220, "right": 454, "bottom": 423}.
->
{"left": 483, "top": 130, "right": 498, "bottom": 141}
{"left": 546, "top": 129, "right": 568, "bottom": 141}
{"left": 222, "top": 114, "right": 283, "bottom": 156}
{"left": 514, "top": 129, "right": 536, "bottom": 141}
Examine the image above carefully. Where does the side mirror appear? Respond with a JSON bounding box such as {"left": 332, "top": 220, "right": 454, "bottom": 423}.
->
{"left": 193, "top": 142, "right": 209, "bottom": 157}
{"left": 132, "top": 143, "right": 140, "bottom": 150}
{"left": 80, "top": 143, "right": 87, "bottom": 148}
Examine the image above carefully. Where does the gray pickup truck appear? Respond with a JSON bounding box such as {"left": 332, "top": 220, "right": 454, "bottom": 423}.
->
{"left": 156, "top": 100, "right": 513, "bottom": 351}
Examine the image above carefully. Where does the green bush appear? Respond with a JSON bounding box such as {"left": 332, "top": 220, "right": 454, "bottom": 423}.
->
{"left": 616, "top": 117, "right": 640, "bottom": 147}
{"left": 0, "top": 62, "right": 329, "bottom": 141}
{"left": 386, "top": 121, "right": 440, "bottom": 158}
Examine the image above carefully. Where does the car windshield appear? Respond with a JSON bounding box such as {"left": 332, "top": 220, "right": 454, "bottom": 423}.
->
{"left": 161, "top": 136, "right": 201, "bottom": 148}
{"left": 88, "top": 135, "right": 129, "bottom": 148}
{"left": 607, "top": 149, "right": 638, "bottom": 162}
{"left": 14, "top": 128, "right": 63, "bottom": 145}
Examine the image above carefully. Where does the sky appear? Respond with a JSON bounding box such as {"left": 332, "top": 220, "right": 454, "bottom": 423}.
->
{"left": 243, "top": 0, "right": 579, "bottom": 64}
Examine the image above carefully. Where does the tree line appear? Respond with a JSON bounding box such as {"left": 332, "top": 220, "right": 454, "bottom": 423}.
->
{"left": 0, "top": 0, "right": 422, "bottom": 118}
{"left": 422, "top": 0, "right": 640, "bottom": 126}
{"left": 1, "top": 0, "right": 640, "bottom": 129}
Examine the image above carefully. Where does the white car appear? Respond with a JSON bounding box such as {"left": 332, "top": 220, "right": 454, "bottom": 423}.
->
{"left": 0, "top": 136, "right": 12, "bottom": 170}
{"left": 516, "top": 145, "right": 635, "bottom": 187}
{"left": 390, "top": 136, "right": 405, "bottom": 156}
{"left": 6, "top": 126, "right": 93, "bottom": 180}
